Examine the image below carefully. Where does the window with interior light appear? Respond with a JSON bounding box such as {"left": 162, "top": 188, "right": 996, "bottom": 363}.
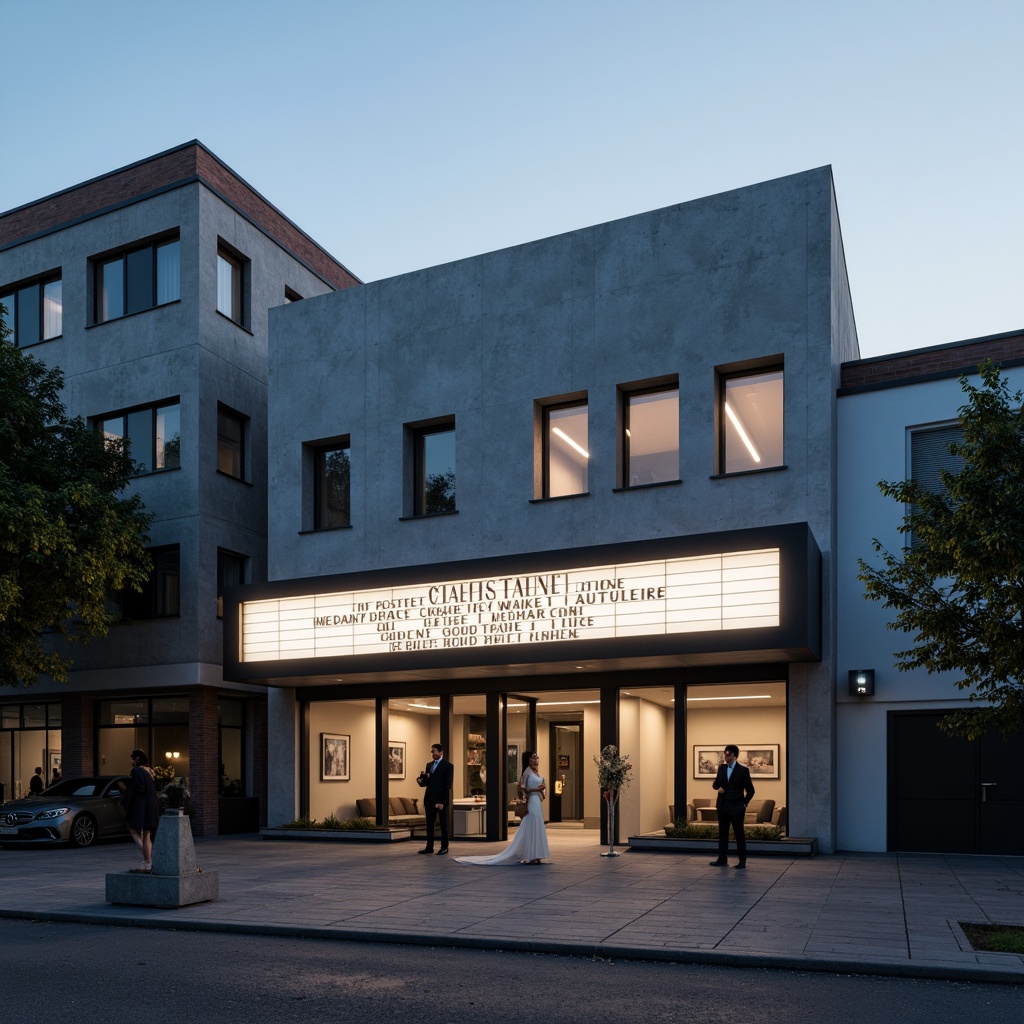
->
{"left": 717, "top": 363, "right": 784, "bottom": 474}
{"left": 93, "top": 235, "right": 179, "bottom": 323}
{"left": 1, "top": 270, "right": 62, "bottom": 346}
{"left": 216, "top": 242, "right": 248, "bottom": 326}
{"left": 620, "top": 381, "right": 679, "bottom": 487}
{"left": 540, "top": 398, "right": 589, "bottom": 498}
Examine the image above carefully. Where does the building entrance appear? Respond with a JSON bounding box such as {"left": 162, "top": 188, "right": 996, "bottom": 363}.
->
{"left": 549, "top": 722, "right": 583, "bottom": 823}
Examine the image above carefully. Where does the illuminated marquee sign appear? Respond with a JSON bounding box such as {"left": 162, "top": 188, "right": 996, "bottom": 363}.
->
{"left": 240, "top": 548, "right": 780, "bottom": 664}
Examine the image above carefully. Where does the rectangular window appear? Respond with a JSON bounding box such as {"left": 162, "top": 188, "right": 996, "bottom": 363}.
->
{"left": 98, "top": 400, "right": 180, "bottom": 474}
{"left": 217, "top": 405, "right": 246, "bottom": 479}
{"left": 94, "top": 236, "right": 179, "bottom": 323}
{"left": 909, "top": 423, "right": 964, "bottom": 545}
{"left": 216, "top": 244, "right": 247, "bottom": 325}
{"left": 719, "top": 365, "right": 784, "bottom": 474}
{"left": 622, "top": 383, "right": 679, "bottom": 487}
{"left": 543, "top": 401, "right": 588, "bottom": 498}
{"left": 1, "top": 272, "right": 62, "bottom": 346}
{"left": 216, "top": 549, "right": 246, "bottom": 618}
{"left": 313, "top": 441, "right": 352, "bottom": 529}
{"left": 122, "top": 545, "right": 180, "bottom": 619}
{"left": 413, "top": 422, "right": 456, "bottom": 515}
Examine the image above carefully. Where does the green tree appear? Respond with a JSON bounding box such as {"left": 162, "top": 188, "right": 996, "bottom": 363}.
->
{"left": 0, "top": 310, "right": 152, "bottom": 687}
{"left": 858, "top": 360, "right": 1024, "bottom": 738}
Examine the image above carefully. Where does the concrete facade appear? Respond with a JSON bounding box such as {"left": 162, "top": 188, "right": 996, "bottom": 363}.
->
{"left": 0, "top": 142, "right": 358, "bottom": 829}
{"left": 252, "top": 167, "right": 857, "bottom": 852}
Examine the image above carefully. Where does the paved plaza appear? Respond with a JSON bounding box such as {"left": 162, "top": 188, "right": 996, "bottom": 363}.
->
{"left": 1, "top": 830, "right": 1022, "bottom": 982}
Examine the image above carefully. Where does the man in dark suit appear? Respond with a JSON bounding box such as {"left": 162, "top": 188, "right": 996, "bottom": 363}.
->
{"left": 709, "top": 744, "right": 755, "bottom": 869}
{"left": 417, "top": 743, "right": 454, "bottom": 855}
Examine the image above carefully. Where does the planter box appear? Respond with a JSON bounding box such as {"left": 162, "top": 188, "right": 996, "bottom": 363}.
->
{"left": 259, "top": 826, "right": 412, "bottom": 843}
{"left": 628, "top": 834, "right": 818, "bottom": 856}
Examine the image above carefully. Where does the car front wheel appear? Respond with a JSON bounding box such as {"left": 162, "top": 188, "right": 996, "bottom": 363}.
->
{"left": 70, "top": 814, "right": 97, "bottom": 848}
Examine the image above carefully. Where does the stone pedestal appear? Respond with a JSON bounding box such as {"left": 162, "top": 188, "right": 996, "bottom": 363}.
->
{"left": 105, "top": 810, "right": 219, "bottom": 908}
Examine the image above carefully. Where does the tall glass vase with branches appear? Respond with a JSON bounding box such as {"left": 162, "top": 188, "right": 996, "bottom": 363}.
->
{"left": 594, "top": 745, "right": 633, "bottom": 857}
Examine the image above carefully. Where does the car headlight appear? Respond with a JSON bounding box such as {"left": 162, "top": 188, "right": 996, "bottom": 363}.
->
{"left": 34, "top": 807, "right": 71, "bottom": 820}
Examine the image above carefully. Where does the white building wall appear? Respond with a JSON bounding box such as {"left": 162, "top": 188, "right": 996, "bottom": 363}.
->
{"left": 836, "top": 363, "right": 1024, "bottom": 850}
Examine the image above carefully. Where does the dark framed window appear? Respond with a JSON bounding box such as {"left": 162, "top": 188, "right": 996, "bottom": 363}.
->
{"left": 94, "top": 236, "right": 179, "bottom": 323}
{"left": 120, "top": 545, "right": 180, "bottom": 620}
{"left": 718, "top": 363, "right": 784, "bottom": 474}
{"left": 216, "top": 243, "right": 247, "bottom": 325}
{"left": 1, "top": 272, "right": 62, "bottom": 346}
{"left": 217, "top": 549, "right": 247, "bottom": 618}
{"left": 284, "top": 287, "right": 302, "bottom": 303}
{"left": 909, "top": 423, "right": 964, "bottom": 546}
{"left": 542, "top": 400, "right": 588, "bottom": 498}
{"left": 97, "top": 400, "right": 180, "bottom": 474}
{"left": 218, "top": 697, "right": 246, "bottom": 796}
{"left": 217, "top": 405, "right": 246, "bottom": 480}
{"left": 412, "top": 421, "right": 456, "bottom": 516}
{"left": 621, "top": 382, "right": 679, "bottom": 487}
{"left": 313, "top": 440, "right": 351, "bottom": 529}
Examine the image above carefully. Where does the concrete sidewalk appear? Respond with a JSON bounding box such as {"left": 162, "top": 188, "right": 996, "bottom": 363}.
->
{"left": 1, "top": 831, "right": 1023, "bottom": 983}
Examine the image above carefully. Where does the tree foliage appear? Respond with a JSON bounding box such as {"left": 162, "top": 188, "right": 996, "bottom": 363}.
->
{"left": 0, "top": 314, "right": 152, "bottom": 687}
{"left": 858, "top": 360, "right": 1024, "bottom": 738}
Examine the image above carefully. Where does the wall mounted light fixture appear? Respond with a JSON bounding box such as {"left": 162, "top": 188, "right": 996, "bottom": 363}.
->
{"left": 848, "top": 670, "right": 875, "bottom": 697}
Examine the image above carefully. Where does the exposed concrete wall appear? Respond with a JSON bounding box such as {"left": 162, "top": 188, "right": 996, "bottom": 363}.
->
{"left": 266, "top": 168, "right": 846, "bottom": 850}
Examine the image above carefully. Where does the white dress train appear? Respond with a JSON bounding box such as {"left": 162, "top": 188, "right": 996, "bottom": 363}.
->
{"left": 455, "top": 771, "right": 550, "bottom": 866}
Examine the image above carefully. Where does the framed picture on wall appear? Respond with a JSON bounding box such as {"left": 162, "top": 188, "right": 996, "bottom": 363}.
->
{"left": 693, "top": 744, "right": 780, "bottom": 779}
{"left": 693, "top": 747, "right": 725, "bottom": 778}
{"left": 388, "top": 740, "right": 406, "bottom": 780}
{"left": 742, "top": 745, "right": 780, "bottom": 778}
{"left": 321, "top": 733, "right": 350, "bottom": 781}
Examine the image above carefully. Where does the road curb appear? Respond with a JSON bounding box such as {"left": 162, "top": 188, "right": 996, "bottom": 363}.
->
{"left": 3, "top": 908, "right": 1021, "bottom": 985}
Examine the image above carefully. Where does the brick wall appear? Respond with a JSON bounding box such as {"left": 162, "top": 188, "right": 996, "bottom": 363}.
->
{"left": 0, "top": 141, "right": 359, "bottom": 292}
{"left": 59, "top": 694, "right": 94, "bottom": 778}
{"left": 188, "top": 686, "right": 220, "bottom": 836}
{"left": 841, "top": 332, "right": 1024, "bottom": 390}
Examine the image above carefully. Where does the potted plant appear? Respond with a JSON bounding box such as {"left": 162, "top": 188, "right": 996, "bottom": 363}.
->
{"left": 594, "top": 744, "right": 633, "bottom": 857}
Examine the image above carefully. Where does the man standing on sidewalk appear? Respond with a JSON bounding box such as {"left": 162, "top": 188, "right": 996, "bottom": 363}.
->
{"left": 417, "top": 743, "right": 453, "bottom": 855}
{"left": 709, "top": 744, "right": 755, "bottom": 869}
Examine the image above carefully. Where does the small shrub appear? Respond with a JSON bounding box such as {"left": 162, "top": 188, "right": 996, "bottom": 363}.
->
{"left": 282, "top": 816, "right": 318, "bottom": 829}
{"left": 319, "top": 815, "right": 344, "bottom": 830}
{"left": 664, "top": 819, "right": 784, "bottom": 842}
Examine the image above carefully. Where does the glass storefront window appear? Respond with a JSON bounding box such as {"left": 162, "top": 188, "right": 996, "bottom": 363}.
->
{"left": 1, "top": 706, "right": 19, "bottom": 729}
{"left": 23, "top": 704, "right": 45, "bottom": 728}
{"left": 99, "top": 700, "right": 148, "bottom": 726}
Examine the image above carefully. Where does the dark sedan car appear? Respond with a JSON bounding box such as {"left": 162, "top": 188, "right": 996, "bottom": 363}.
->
{"left": 0, "top": 776, "right": 130, "bottom": 848}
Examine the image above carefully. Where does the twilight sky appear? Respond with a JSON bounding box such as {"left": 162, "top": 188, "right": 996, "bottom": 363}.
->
{"left": 3, "top": 0, "right": 1021, "bottom": 358}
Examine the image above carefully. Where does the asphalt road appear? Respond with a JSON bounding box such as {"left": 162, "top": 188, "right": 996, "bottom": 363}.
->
{"left": 3, "top": 919, "right": 1023, "bottom": 1023}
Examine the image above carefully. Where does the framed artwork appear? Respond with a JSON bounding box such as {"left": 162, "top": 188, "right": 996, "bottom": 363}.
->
{"left": 743, "top": 745, "right": 780, "bottom": 778}
{"left": 693, "top": 744, "right": 780, "bottom": 779}
{"left": 506, "top": 744, "right": 519, "bottom": 783}
{"left": 557, "top": 754, "right": 570, "bottom": 769}
{"left": 321, "top": 733, "right": 350, "bottom": 781}
{"left": 388, "top": 740, "right": 406, "bottom": 780}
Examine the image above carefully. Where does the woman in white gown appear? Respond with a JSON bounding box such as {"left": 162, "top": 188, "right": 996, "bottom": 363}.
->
{"left": 456, "top": 751, "right": 550, "bottom": 866}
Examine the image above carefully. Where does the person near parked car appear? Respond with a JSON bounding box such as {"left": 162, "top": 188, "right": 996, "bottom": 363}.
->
{"left": 122, "top": 750, "right": 159, "bottom": 872}
{"left": 29, "top": 767, "right": 44, "bottom": 795}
